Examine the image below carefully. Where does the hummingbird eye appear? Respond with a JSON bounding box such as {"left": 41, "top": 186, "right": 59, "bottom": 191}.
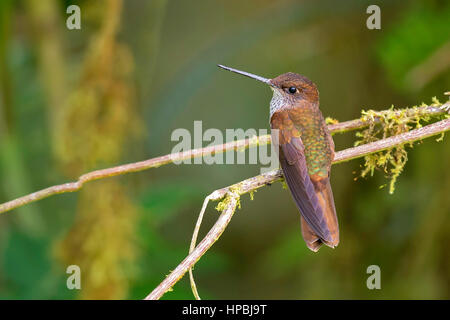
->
{"left": 288, "top": 86, "right": 297, "bottom": 94}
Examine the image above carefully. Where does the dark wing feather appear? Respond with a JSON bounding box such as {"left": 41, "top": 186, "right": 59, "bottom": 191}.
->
{"left": 279, "top": 138, "right": 333, "bottom": 243}
{"left": 300, "top": 215, "right": 323, "bottom": 251}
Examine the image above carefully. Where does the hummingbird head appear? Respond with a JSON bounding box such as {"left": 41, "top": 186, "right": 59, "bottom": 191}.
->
{"left": 218, "top": 65, "right": 319, "bottom": 115}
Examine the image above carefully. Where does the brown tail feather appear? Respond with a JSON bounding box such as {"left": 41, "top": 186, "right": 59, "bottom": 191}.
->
{"left": 301, "top": 177, "right": 339, "bottom": 251}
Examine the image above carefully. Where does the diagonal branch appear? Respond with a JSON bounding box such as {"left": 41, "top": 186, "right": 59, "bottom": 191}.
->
{"left": 0, "top": 104, "right": 446, "bottom": 215}
{"left": 145, "top": 117, "right": 450, "bottom": 300}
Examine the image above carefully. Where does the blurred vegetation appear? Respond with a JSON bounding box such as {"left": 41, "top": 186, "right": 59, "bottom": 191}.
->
{"left": 0, "top": 0, "right": 449, "bottom": 299}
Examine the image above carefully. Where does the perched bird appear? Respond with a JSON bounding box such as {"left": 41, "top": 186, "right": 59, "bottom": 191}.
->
{"left": 218, "top": 65, "right": 339, "bottom": 252}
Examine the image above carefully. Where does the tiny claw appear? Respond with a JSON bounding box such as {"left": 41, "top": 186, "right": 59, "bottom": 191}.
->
{"left": 442, "top": 92, "right": 450, "bottom": 112}
{"left": 440, "top": 103, "right": 450, "bottom": 113}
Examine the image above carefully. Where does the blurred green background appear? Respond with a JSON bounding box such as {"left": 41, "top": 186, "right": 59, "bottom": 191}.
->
{"left": 0, "top": 0, "right": 449, "bottom": 299}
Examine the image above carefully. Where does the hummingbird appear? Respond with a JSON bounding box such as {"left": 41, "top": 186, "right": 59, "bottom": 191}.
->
{"left": 218, "top": 65, "right": 339, "bottom": 252}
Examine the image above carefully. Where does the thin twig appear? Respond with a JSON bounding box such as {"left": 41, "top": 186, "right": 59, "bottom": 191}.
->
{"left": 146, "top": 117, "right": 450, "bottom": 300}
{"left": 188, "top": 194, "right": 215, "bottom": 300}
{"left": 0, "top": 105, "right": 446, "bottom": 215}
{"left": 145, "top": 191, "right": 239, "bottom": 300}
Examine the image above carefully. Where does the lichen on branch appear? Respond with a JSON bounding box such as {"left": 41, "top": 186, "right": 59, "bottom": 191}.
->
{"left": 354, "top": 97, "right": 449, "bottom": 194}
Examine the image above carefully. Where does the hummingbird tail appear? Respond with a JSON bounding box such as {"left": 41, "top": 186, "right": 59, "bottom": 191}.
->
{"left": 301, "top": 176, "right": 339, "bottom": 251}
{"left": 300, "top": 215, "right": 323, "bottom": 252}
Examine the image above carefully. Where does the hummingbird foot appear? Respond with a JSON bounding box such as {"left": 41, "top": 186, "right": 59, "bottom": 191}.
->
{"left": 441, "top": 92, "right": 450, "bottom": 112}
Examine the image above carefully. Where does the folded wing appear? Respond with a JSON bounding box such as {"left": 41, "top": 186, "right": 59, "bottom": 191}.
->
{"left": 271, "top": 111, "right": 338, "bottom": 251}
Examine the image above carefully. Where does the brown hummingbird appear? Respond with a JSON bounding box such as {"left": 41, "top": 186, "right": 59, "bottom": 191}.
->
{"left": 218, "top": 65, "right": 339, "bottom": 252}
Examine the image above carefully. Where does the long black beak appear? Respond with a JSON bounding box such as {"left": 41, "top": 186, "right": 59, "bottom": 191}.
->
{"left": 218, "top": 64, "right": 272, "bottom": 86}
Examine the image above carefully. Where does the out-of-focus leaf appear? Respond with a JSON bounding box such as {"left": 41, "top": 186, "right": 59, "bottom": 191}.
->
{"left": 377, "top": 3, "right": 450, "bottom": 90}
{"left": 139, "top": 181, "right": 202, "bottom": 223}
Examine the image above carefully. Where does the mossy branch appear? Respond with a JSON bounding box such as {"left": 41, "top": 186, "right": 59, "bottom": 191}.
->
{"left": 0, "top": 102, "right": 447, "bottom": 215}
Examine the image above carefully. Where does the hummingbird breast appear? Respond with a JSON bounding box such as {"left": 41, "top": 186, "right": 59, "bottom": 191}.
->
{"left": 297, "top": 108, "right": 333, "bottom": 177}
{"left": 270, "top": 97, "right": 333, "bottom": 177}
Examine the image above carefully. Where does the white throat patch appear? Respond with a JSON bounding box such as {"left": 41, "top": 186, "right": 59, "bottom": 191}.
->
{"left": 269, "top": 88, "right": 287, "bottom": 117}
